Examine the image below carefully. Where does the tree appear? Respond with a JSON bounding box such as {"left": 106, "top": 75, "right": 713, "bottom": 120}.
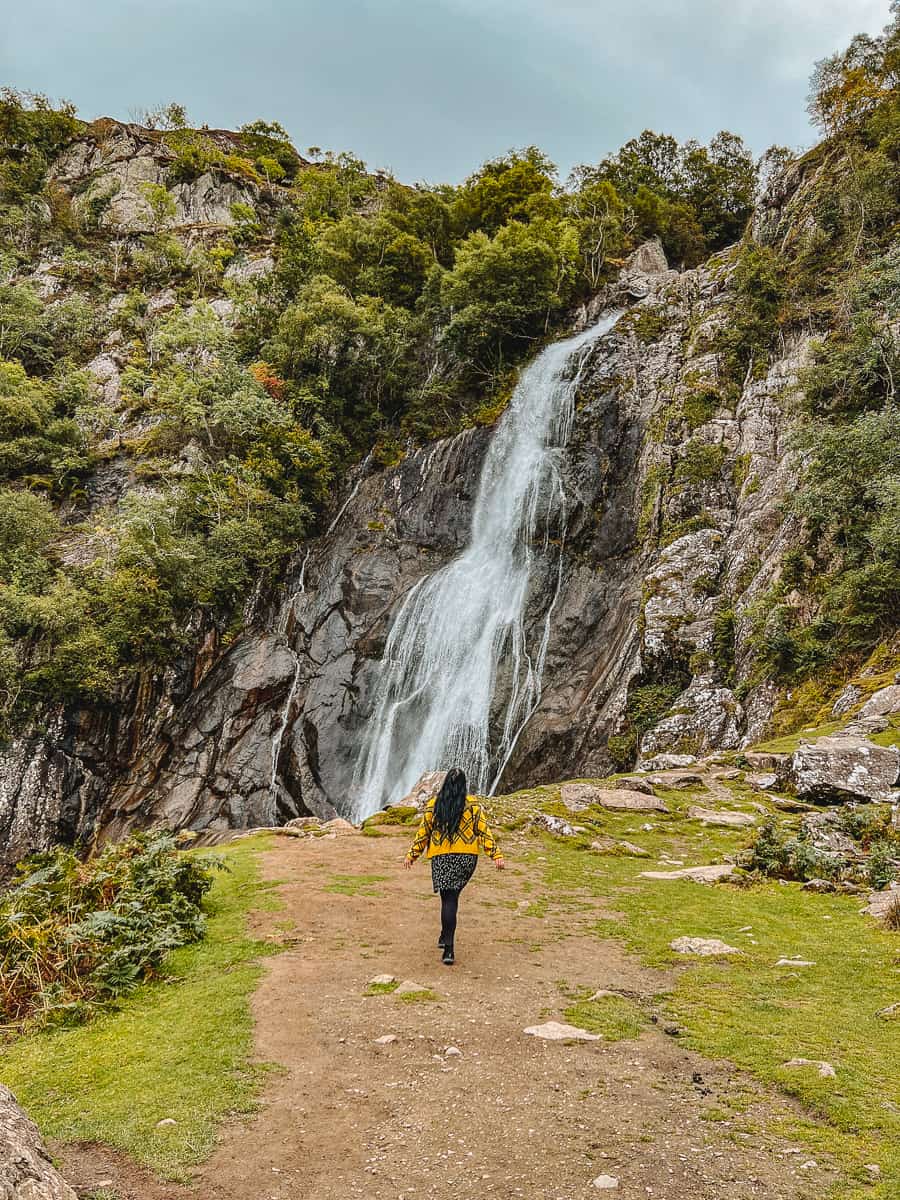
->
{"left": 452, "top": 147, "right": 557, "bottom": 236}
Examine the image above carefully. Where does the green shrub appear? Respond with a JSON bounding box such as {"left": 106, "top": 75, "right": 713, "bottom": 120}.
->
{"left": 0, "top": 832, "right": 218, "bottom": 1030}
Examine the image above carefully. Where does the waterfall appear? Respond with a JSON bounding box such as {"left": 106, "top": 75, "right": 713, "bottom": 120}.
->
{"left": 350, "top": 312, "right": 620, "bottom": 819}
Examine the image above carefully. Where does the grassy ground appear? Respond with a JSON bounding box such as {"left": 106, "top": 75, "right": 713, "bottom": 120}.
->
{"left": 0, "top": 834, "right": 281, "bottom": 1181}
{"left": 521, "top": 790, "right": 899, "bottom": 1199}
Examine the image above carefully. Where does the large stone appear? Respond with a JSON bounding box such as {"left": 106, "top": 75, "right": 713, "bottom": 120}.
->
{"left": 791, "top": 736, "right": 900, "bottom": 803}
{"left": 860, "top": 685, "right": 900, "bottom": 718}
{"left": 0, "top": 1086, "right": 78, "bottom": 1198}
{"left": 397, "top": 771, "right": 447, "bottom": 810}
{"left": 865, "top": 884, "right": 900, "bottom": 923}
{"left": 640, "top": 864, "right": 735, "bottom": 882}
{"left": 686, "top": 806, "right": 756, "bottom": 828}
{"left": 561, "top": 783, "right": 669, "bottom": 813}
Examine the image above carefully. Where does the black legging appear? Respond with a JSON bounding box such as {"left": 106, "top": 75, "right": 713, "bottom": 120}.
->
{"left": 440, "top": 889, "right": 460, "bottom": 945}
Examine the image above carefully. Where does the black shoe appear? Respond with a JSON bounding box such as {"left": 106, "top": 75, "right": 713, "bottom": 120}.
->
{"left": 442, "top": 944, "right": 455, "bottom": 966}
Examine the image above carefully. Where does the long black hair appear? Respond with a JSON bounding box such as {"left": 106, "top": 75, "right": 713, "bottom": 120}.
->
{"left": 433, "top": 768, "right": 468, "bottom": 839}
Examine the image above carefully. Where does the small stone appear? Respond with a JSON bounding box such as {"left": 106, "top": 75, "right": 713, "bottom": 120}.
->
{"left": 876, "top": 1002, "right": 900, "bottom": 1020}
{"left": 611, "top": 777, "right": 657, "bottom": 796}
{"left": 746, "top": 772, "right": 779, "bottom": 792}
{"left": 864, "top": 1164, "right": 881, "bottom": 1177}
{"left": 523, "top": 1021, "right": 601, "bottom": 1042}
{"left": 156, "top": 1118, "right": 177, "bottom": 1129}
{"left": 799, "top": 1161, "right": 818, "bottom": 1171}
{"left": 774, "top": 958, "right": 816, "bottom": 968}
{"left": 368, "top": 974, "right": 396, "bottom": 986}
{"left": 783, "top": 1058, "right": 835, "bottom": 1078}
{"left": 373, "top": 1034, "right": 397, "bottom": 1045}
{"left": 444, "top": 1046, "right": 462, "bottom": 1057}
{"left": 592, "top": 1175, "right": 619, "bottom": 1189}
{"left": 670, "top": 936, "right": 741, "bottom": 956}
{"left": 394, "top": 979, "right": 430, "bottom": 996}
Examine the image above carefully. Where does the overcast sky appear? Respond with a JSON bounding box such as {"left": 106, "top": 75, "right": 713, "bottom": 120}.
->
{"left": 2, "top": 1, "right": 894, "bottom": 183}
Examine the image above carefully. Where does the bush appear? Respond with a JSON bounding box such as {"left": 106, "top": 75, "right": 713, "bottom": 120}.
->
{"left": 0, "top": 832, "right": 218, "bottom": 1030}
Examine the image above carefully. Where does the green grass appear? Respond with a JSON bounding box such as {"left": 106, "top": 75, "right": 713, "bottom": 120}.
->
{"left": 537, "top": 826, "right": 900, "bottom": 1198}
{"left": 364, "top": 980, "right": 399, "bottom": 995}
{"left": 564, "top": 994, "right": 646, "bottom": 1040}
{"left": 395, "top": 988, "right": 439, "bottom": 1004}
{"left": 0, "top": 835, "right": 281, "bottom": 1181}
{"left": 324, "top": 872, "right": 390, "bottom": 896}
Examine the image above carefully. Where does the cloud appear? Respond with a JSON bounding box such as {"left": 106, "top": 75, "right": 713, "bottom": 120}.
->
{"left": 0, "top": 0, "right": 894, "bottom": 181}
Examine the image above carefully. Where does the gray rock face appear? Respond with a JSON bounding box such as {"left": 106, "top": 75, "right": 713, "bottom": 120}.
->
{"left": 791, "top": 737, "right": 900, "bottom": 804}
{"left": 0, "top": 1086, "right": 78, "bottom": 1199}
{"left": 860, "top": 685, "right": 900, "bottom": 718}
{"left": 0, "top": 155, "right": 849, "bottom": 862}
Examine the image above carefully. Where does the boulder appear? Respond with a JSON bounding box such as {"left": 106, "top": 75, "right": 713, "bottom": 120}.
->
{"left": 831, "top": 684, "right": 862, "bottom": 717}
{"left": 746, "top": 772, "right": 779, "bottom": 792}
{"left": 561, "top": 783, "right": 669, "bottom": 813}
{"left": 865, "top": 884, "right": 900, "bottom": 923}
{"left": 610, "top": 776, "right": 657, "bottom": 796}
{"left": 640, "top": 864, "right": 735, "bottom": 883}
{"left": 686, "top": 806, "right": 756, "bottom": 828}
{"left": 791, "top": 736, "right": 900, "bottom": 803}
{"left": 742, "top": 750, "right": 791, "bottom": 774}
{"left": 640, "top": 754, "right": 698, "bottom": 771}
{"left": 645, "top": 772, "right": 704, "bottom": 791}
{"left": 0, "top": 1085, "right": 78, "bottom": 1198}
{"left": 860, "top": 685, "right": 900, "bottom": 718}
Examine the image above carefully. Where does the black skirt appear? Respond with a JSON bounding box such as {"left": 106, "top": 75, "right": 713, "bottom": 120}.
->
{"left": 431, "top": 852, "right": 478, "bottom": 893}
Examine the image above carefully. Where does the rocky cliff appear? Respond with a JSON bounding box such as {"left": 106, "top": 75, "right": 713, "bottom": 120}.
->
{"left": 0, "top": 117, "right": 896, "bottom": 865}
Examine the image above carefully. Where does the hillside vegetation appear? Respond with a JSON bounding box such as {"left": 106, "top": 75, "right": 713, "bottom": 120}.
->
{"left": 0, "top": 7, "right": 898, "bottom": 751}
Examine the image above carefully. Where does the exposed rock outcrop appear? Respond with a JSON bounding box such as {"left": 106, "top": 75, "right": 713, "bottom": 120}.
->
{"left": 0, "top": 1086, "right": 77, "bottom": 1199}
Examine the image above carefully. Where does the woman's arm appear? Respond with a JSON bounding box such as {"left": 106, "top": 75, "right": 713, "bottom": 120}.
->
{"left": 405, "top": 805, "right": 433, "bottom": 865}
{"left": 475, "top": 805, "right": 505, "bottom": 867}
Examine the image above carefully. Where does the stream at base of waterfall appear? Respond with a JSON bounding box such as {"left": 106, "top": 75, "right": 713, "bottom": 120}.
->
{"left": 349, "top": 312, "right": 621, "bottom": 820}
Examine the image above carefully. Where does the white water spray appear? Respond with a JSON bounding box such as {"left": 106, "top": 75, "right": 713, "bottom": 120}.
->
{"left": 351, "top": 312, "right": 620, "bottom": 819}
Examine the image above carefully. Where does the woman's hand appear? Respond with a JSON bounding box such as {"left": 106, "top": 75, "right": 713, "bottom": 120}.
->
{"left": 403, "top": 857, "right": 414, "bottom": 870}
{"left": 494, "top": 856, "right": 506, "bottom": 871}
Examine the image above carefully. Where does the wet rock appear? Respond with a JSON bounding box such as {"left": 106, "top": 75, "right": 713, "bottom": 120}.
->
{"left": 670, "top": 936, "right": 741, "bottom": 956}
{"left": 687, "top": 806, "right": 755, "bottom": 828}
{"left": 523, "top": 1021, "right": 601, "bottom": 1042}
{"left": 0, "top": 1085, "right": 78, "bottom": 1198}
{"left": 640, "top": 864, "right": 735, "bottom": 882}
{"left": 791, "top": 736, "right": 900, "bottom": 803}
{"left": 561, "top": 783, "right": 668, "bottom": 813}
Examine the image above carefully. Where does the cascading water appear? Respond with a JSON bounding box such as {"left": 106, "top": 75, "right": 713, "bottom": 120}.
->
{"left": 351, "top": 312, "right": 620, "bottom": 819}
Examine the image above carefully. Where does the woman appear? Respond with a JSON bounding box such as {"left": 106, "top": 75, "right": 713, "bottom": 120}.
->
{"left": 404, "top": 768, "right": 504, "bottom": 965}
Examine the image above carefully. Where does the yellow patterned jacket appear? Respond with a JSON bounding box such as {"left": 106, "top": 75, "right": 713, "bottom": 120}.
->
{"left": 406, "top": 796, "right": 502, "bottom": 862}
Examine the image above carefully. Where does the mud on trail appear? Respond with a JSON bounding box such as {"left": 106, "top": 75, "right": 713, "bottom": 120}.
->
{"left": 58, "top": 829, "right": 836, "bottom": 1200}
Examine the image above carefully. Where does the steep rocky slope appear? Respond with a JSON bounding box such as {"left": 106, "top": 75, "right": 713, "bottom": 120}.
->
{"left": 0, "top": 113, "right": 897, "bottom": 863}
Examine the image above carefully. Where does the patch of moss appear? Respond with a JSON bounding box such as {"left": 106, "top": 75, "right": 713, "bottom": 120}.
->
{"left": 324, "top": 873, "right": 389, "bottom": 897}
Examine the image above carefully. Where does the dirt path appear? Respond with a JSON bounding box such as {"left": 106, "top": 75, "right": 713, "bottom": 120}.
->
{"left": 61, "top": 829, "right": 835, "bottom": 1200}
